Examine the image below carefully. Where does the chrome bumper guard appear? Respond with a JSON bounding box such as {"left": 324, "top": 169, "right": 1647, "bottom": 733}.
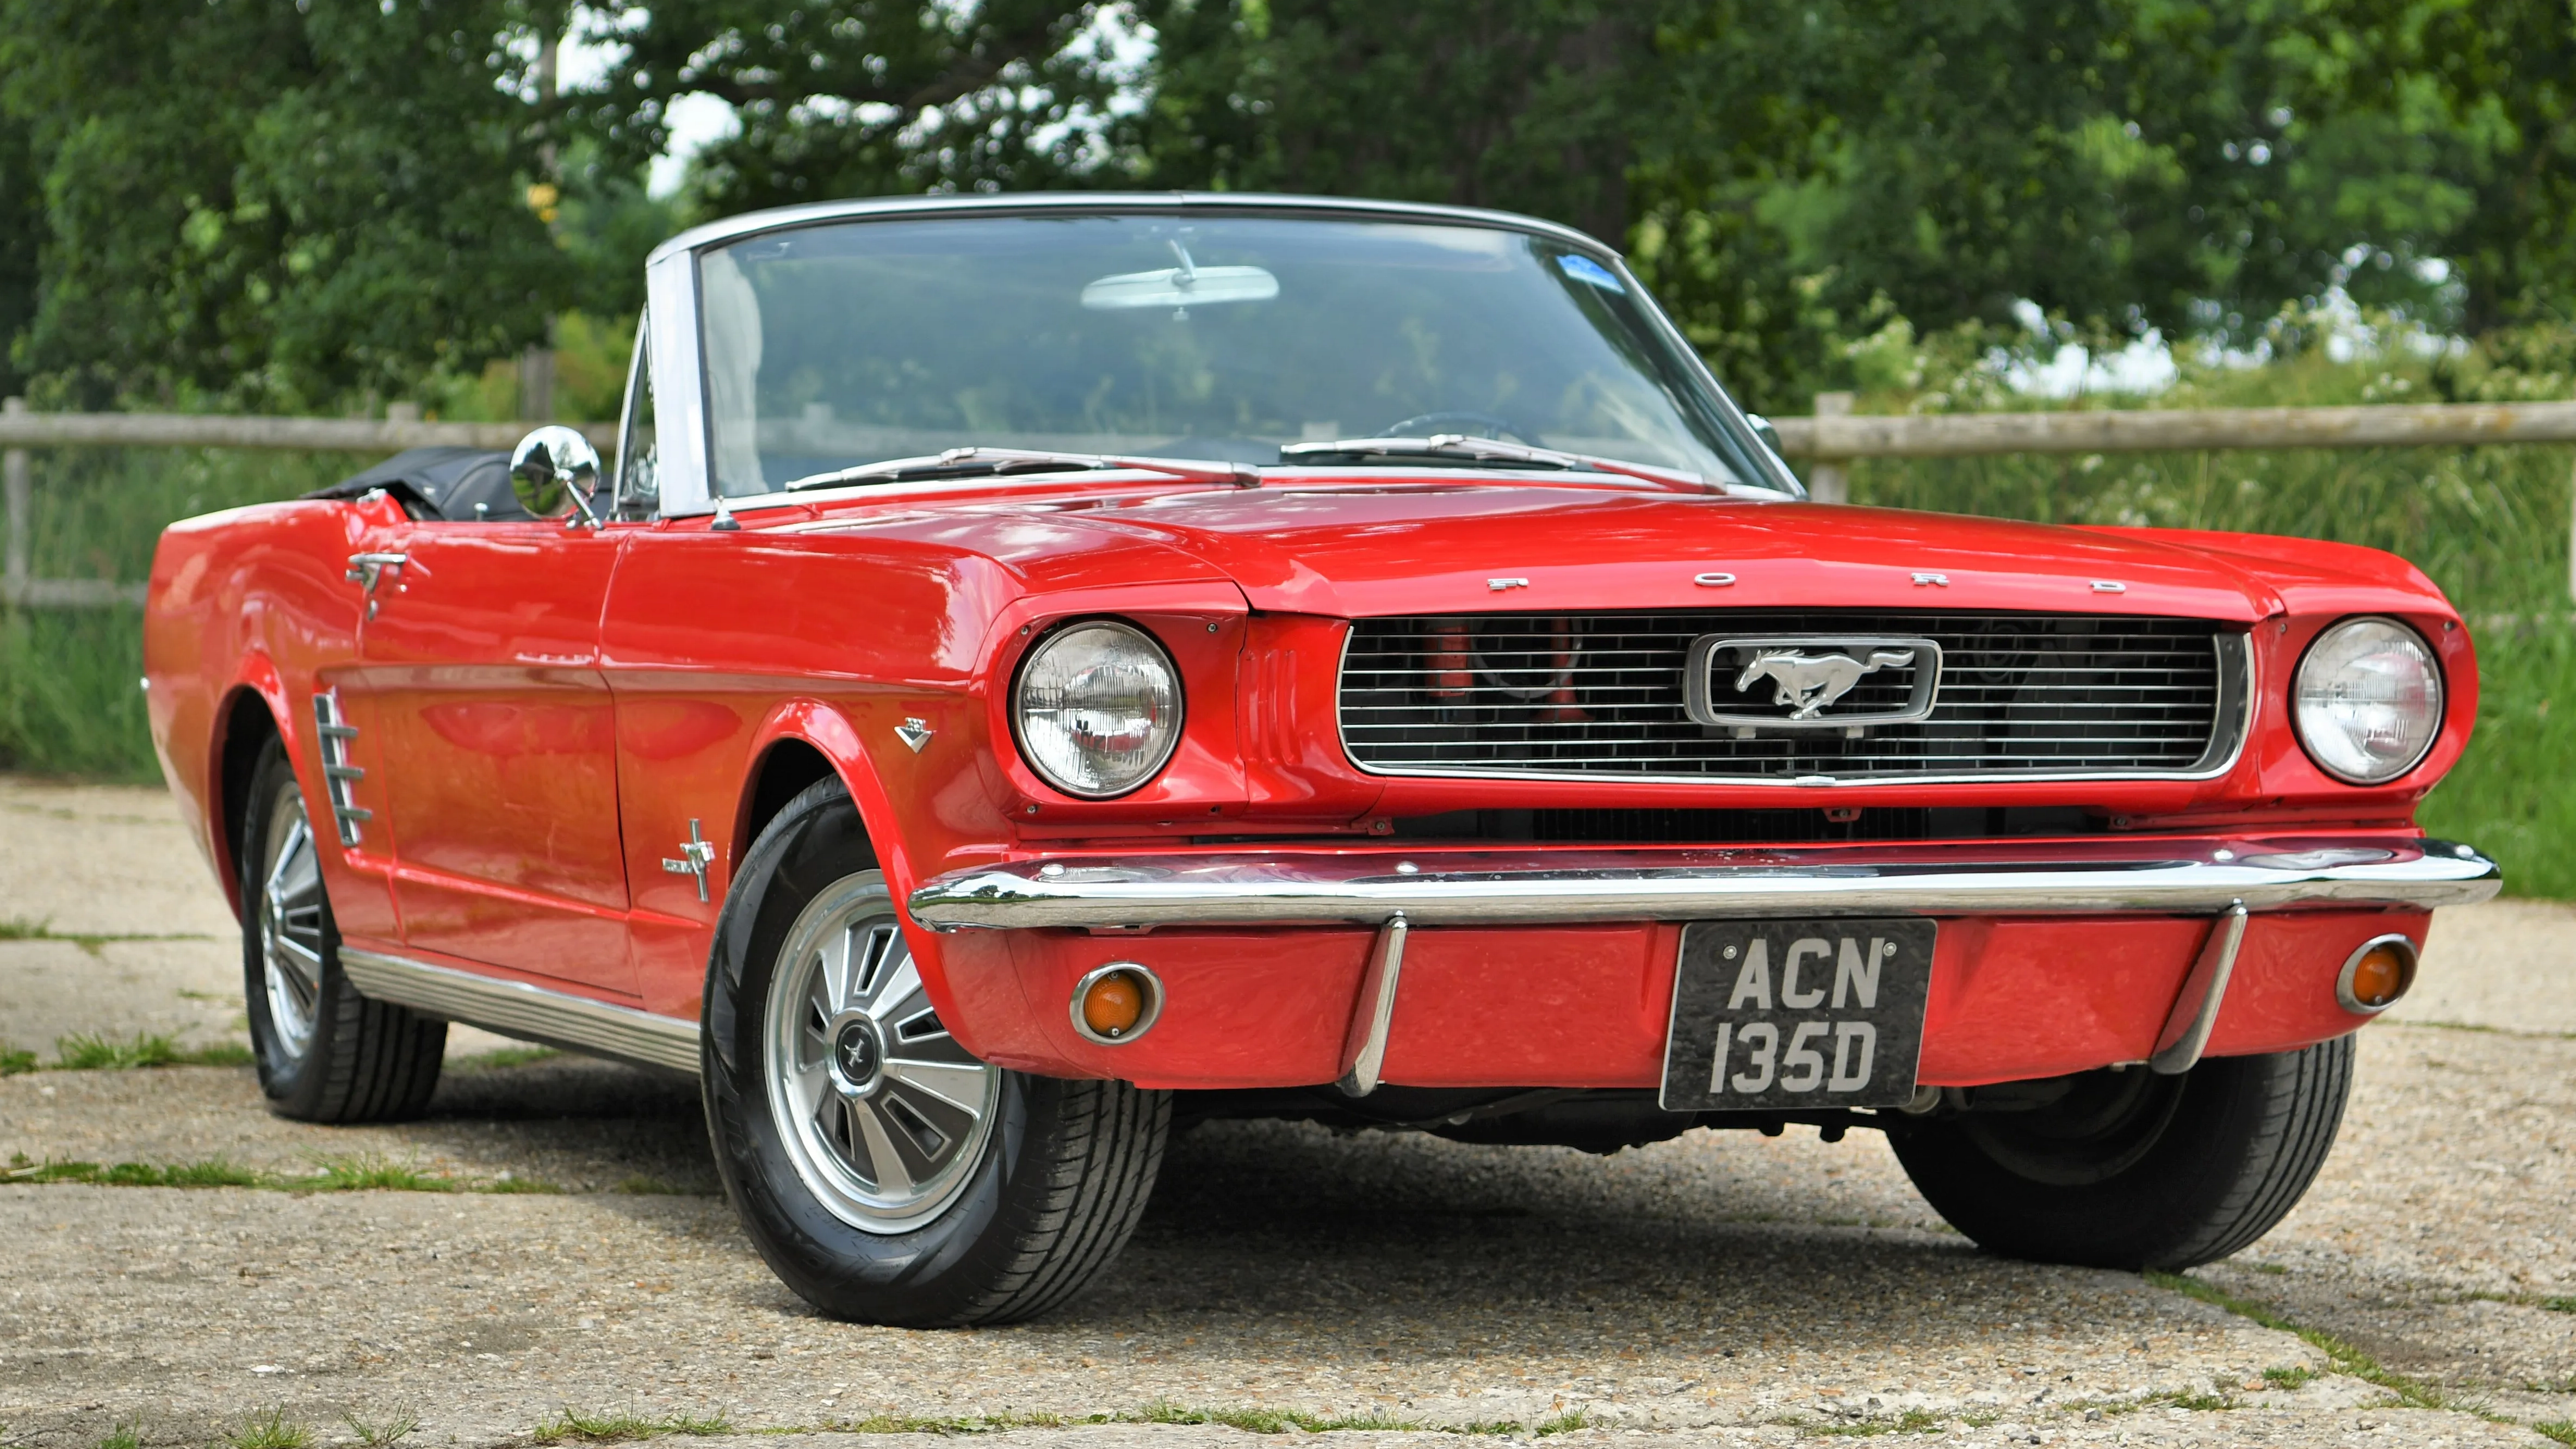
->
{"left": 906, "top": 837, "right": 2498, "bottom": 932}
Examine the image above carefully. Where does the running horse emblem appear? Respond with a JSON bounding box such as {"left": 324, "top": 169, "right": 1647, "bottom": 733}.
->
{"left": 1736, "top": 646, "right": 1920, "bottom": 719}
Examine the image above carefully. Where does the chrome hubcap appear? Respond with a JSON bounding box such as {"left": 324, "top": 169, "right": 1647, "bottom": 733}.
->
{"left": 258, "top": 787, "right": 326, "bottom": 1058}
{"left": 764, "top": 874, "right": 1000, "bottom": 1233}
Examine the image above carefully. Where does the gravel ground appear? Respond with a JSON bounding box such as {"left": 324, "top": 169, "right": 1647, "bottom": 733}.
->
{"left": 2, "top": 777, "right": 2572, "bottom": 1448}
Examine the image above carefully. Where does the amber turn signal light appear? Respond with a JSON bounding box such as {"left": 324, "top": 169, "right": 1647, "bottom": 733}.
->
{"left": 2336, "top": 935, "right": 2418, "bottom": 1015}
{"left": 1069, "top": 962, "right": 1163, "bottom": 1045}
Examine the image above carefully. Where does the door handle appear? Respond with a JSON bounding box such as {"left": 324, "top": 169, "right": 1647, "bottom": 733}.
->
{"left": 345, "top": 552, "right": 411, "bottom": 593}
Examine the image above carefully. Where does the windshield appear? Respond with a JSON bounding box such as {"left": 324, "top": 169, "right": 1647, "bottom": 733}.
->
{"left": 696, "top": 213, "right": 1768, "bottom": 498}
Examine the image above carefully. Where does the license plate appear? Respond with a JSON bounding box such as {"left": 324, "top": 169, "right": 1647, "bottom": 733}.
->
{"left": 1658, "top": 918, "right": 1936, "bottom": 1111}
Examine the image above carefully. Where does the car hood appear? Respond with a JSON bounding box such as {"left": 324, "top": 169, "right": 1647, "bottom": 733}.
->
{"left": 995, "top": 479, "right": 2293, "bottom": 622}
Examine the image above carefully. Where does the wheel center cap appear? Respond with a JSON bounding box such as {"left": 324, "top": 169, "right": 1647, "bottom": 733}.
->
{"left": 831, "top": 1020, "right": 882, "bottom": 1091}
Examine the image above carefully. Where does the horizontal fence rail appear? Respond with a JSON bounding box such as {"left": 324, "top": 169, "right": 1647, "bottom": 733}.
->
{"left": 3, "top": 399, "right": 2572, "bottom": 608}
{"left": 1769, "top": 399, "right": 2576, "bottom": 459}
{"left": 0, "top": 412, "right": 617, "bottom": 453}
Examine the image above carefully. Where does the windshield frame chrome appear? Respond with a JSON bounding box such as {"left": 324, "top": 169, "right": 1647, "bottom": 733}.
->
{"left": 645, "top": 193, "right": 1808, "bottom": 519}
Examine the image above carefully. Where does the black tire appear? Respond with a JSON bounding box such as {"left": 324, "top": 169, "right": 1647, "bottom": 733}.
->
{"left": 1890, "top": 1038, "right": 2354, "bottom": 1271}
{"left": 702, "top": 776, "right": 1170, "bottom": 1327}
{"left": 239, "top": 735, "right": 445, "bottom": 1122}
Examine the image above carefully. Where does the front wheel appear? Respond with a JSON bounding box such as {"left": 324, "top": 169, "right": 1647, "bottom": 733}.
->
{"left": 702, "top": 777, "right": 1169, "bottom": 1326}
{"left": 239, "top": 736, "right": 445, "bottom": 1122}
{"left": 1889, "top": 1038, "right": 2354, "bottom": 1271}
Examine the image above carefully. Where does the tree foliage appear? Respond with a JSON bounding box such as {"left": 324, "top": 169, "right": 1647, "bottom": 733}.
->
{"left": 0, "top": 0, "right": 572, "bottom": 410}
{"left": 580, "top": 0, "right": 1131, "bottom": 211}
{"left": 0, "top": 0, "right": 2565, "bottom": 413}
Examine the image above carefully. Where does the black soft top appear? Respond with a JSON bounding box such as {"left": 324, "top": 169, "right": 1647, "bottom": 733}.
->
{"left": 305, "top": 446, "right": 532, "bottom": 522}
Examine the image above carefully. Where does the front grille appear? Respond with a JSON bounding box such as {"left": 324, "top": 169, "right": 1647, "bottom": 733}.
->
{"left": 1339, "top": 611, "right": 2245, "bottom": 783}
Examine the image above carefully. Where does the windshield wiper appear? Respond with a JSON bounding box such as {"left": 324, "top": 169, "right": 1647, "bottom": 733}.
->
{"left": 1277, "top": 434, "right": 1711, "bottom": 491}
{"left": 784, "top": 446, "right": 1258, "bottom": 492}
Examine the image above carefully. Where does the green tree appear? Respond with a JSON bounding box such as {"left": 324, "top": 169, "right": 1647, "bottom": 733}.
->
{"left": 0, "top": 0, "right": 573, "bottom": 410}
{"left": 581, "top": 1, "right": 1124, "bottom": 214}
{"left": 0, "top": 113, "right": 41, "bottom": 399}
{"left": 1134, "top": 0, "right": 1642, "bottom": 243}
{"left": 2265, "top": 0, "right": 2575, "bottom": 336}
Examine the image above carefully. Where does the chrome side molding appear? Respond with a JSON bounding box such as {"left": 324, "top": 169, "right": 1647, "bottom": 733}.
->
{"left": 338, "top": 946, "right": 701, "bottom": 1075}
{"left": 908, "top": 838, "right": 2500, "bottom": 932}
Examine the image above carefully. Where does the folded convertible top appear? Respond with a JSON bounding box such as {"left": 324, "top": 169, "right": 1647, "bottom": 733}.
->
{"left": 304, "top": 446, "right": 532, "bottom": 522}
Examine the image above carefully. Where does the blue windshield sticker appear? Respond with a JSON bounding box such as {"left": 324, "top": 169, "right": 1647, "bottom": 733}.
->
{"left": 1556, "top": 253, "right": 1626, "bottom": 293}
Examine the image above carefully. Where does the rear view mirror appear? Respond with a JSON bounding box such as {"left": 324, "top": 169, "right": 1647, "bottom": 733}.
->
{"left": 510, "top": 425, "right": 604, "bottom": 526}
{"left": 1082, "top": 240, "right": 1277, "bottom": 313}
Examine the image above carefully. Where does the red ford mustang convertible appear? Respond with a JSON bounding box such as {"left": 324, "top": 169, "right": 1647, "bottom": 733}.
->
{"left": 144, "top": 194, "right": 2497, "bottom": 1326}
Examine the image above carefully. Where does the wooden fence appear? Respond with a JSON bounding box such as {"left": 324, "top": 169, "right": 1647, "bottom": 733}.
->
{"left": 4, "top": 397, "right": 2574, "bottom": 607}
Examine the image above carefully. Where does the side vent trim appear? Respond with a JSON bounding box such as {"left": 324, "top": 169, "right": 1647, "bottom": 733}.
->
{"left": 311, "top": 689, "right": 371, "bottom": 846}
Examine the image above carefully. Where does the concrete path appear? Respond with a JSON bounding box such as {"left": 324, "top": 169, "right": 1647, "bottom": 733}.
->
{"left": 2, "top": 777, "right": 2571, "bottom": 1448}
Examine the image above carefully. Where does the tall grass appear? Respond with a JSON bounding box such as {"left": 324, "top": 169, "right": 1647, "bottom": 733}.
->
{"left": 2418, "top": 623, "right": 2576, "bottom": 899}
{"left": 0, "top": 447, "right": 358, "bottom": 779}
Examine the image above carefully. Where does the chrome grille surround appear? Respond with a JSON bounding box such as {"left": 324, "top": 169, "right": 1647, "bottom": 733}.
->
{"left": 1337, "top": 610, "right": 2252, "bottom": 785}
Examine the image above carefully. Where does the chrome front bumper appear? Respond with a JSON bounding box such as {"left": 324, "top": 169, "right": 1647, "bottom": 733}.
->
{"left": 906, "top": 837, "right": 2499, "bottom": 932}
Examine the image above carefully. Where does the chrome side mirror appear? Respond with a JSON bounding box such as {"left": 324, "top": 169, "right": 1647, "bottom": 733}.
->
{"left": 510, "top": 425, "right": 604, "bottom": 526}
{"left": 1744, "top": 412, "right": 1786, "bottom": 458}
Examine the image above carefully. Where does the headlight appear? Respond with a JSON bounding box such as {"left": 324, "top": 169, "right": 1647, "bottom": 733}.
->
{"left": 2293, "top": 617, "right": 2443, "bottom": 784}
{"left": 1013, "top": 621, "right": 1184, "bottom": 797}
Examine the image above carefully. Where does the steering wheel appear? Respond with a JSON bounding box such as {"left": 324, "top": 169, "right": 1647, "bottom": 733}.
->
{"left": 1380, "top": 411, "right": 1543, "bottom": 445}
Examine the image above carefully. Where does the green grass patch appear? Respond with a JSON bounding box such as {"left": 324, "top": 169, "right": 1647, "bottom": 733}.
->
{"left": 53, "top": 1031, "right": 250, "bottom": 1069}
{"left": 2262, "top": 1366, "right": 2321, "bottom": 1389}
{"left": 3, "top": 1154, "right": 261, "bottom": 1186}
{"left": 1804, "top": 1408, "right": 1945, "bottom": 1437}
{"left": 224, "top": 1409, "right": 314, "bottom": 1449}
{"left": 97, "top": 1420, "right": 143, "bottom": 1449}
{"left": 800, "top": 1404, "right": 1585, "bottom": 1439}
{"left": 0, "top": 916, "right": 215, "bottom": 958}
{"left": 301, "top": 1155, "right": 457, "bottom": 1193}
{"left": 1, "top": 1044, "right": 37, "bottom": 1075}
{"left": 2535, "top": 1422, "right": 2576, "bottom": 1447}
{"left": 531, "top": 1406, "right": 733, "bottom": 1444}
{"left": 448, "top": 1045, "right": 559, "bottom": 1073}
{"left": 1137, "top": 1401, "right": 1426, "bottom": 1433}
{"left": 341, "top": 1408, "right": 421, "bottom": 1449}
{"left": 3, "top": 1150, "right": 561, "bottom": 1194}
{"left": 2150, "top": 1270, "right": 2445, "bottom": 1410}
{"left": 2547, "top": 1298, "right": 2576, "bottom": 1314}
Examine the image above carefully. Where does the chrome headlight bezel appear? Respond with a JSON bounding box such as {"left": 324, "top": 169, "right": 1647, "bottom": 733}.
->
{"left": 1010, "top": 618, "right": 1186, "bottom": 800}
{"left": 2291, "top": 616, "right": 2445, "bottom": 786}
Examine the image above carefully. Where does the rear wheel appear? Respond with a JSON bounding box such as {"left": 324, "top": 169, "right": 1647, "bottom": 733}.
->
{"left": 239, "top": 736, "right": 445, "bottom": 1122}
{"left": 1889, "top": 1039, "right": 2354, "bottom": 1270}
{"left": 702, "top": 777, "right": 1169, "bottom": 1326}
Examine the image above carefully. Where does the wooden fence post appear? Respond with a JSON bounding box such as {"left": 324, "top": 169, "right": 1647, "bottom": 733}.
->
{"left": 1809, "top": 391, "right": 1854, "bottom": 503}
{"left": 3, "top": 397, "right": 27, "bottom": 607}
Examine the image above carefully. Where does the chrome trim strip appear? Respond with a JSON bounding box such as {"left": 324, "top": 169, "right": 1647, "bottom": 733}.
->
{"left": 1334, "top": 914, "right": 1411, "bottom": 1098}
{"left": 1335, "top": 623, "right": 2258, "bottom": 787}
{"left": 2149, "top": 900, "right": 2248, "bottom": 1075}
{"left": 339, "top": 948, "right": 701, "bottom": 1075}
{"left": 907, "top": 839, "right": 2499, "bottom": 932}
